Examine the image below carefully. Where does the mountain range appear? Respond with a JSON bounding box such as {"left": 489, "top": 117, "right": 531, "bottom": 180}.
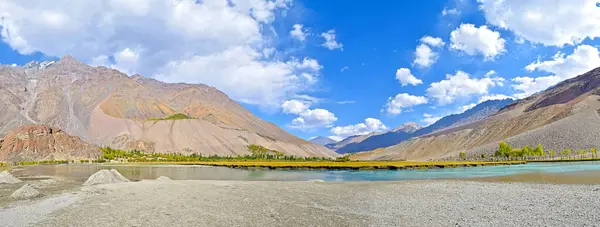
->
{"left": 354, "top": 67, "right": 600, "bottom": 161}
{"left": 308, "top": 136, "right": 337, "bottom": 146}
{"left": 0, "top": 56, "right": 338, "bottom": 161}
{"left": 329, "top": 99, "right": 513, "bottom": 154}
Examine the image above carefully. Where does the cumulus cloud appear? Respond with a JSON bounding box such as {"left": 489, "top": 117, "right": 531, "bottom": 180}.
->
{"left": 512, "top": 45, "right": 600, "bottom": 97}
{"left": 395, "top": 68, "right": 423, "bottom": 86}
{"left": 282, "top": 99, "right": 337, "bottom": 130}
{"left": 422, "top": 113, "right": 443, "bottom": 126}
{"left": 330, "top": 118, "right": 388, "bottom": 139}
{"left": 0, "top": 0, "right": 325, "bottom": 108}
{"left": 321, "top": 29, "right": 343, "bottom": 50}
{"left": 290, "top": 24, "right": 307, "bottom": 41}
{"left": 290, "top": 108, "right": 337, "bottom": 130}
{"left": 478, "top": 0, "right": 600, "bottom": 47}
{"left": 414, "top": 36, "right": 444, "bottom": 68}
{"left": 450, "top": 24, "right": 505, "bottom": 59}
{"left": 281, "top": 99, "right": 310, "bottom": 114}
{"left": 384, "top": 93, "right": 428, "bottom": 115}
{"left": 478, "top": 94, "right": 515, "bottom": 103}
{"left": 420, "top": 36, "right": 445, "bottom": 47}
{"left": 426, "top": 70, "right": 504, "bottom": 105}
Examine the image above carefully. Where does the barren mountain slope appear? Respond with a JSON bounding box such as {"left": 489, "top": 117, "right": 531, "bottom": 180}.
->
{"left": 0, "top": 56, "right": 337, "bottom": 158}
{"left": 355, "top": 67, "right": 600, "bottom": 161}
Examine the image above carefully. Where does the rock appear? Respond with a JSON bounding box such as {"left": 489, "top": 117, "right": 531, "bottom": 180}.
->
{"left": 11, "top": 184, "right": 41, "bottom": 200}
{"left": 83, "top": 169, "right": 130, "bottom": 186}
{"left": 0, "top": 125, "right": 102, "bottom": 163}
{"left": 156, "top": 176, "right": 172, "bottom": 181}
{"left": 307, "top": 179, "right": 325, "bottom": 183}
{"left": 0, "top": 170, "right": 22, "bottom": 184}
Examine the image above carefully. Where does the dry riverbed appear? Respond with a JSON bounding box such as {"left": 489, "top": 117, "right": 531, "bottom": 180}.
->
{"left": 2, "top": 178, "right": 600, "bottom": 227}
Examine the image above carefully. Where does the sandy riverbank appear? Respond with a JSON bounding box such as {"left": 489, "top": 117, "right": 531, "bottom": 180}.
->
{"left": 2, "top": 179, "right": 600, "bottom": 227}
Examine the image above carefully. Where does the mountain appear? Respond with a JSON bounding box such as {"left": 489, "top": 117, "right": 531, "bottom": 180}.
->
{"left": 392, "top": 122, "right": 422, "bottom": 133}
{"left": 354, "top": 67, "right": 600, "bottom": 161}
{"left": 415, "top": 99, "right": 515, "bottom": 136}
{"left": 309, "top": 136, "right": 337, "bottom": 146}
{"left": 335, "top": 100, "right": 513, "bottom": 154}
{"left": 0, "top": 56, "right": 338, "bottom": 158}
{"left": 0, "top": 125, "right": 101, "bottom": 162}
{"left": 325, "top": 132, "right": 384, "bottom": 152}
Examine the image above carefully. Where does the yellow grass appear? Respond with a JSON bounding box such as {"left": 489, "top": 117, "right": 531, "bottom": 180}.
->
{"left": 127, "top": 160, "right": 526, "bottom": 170}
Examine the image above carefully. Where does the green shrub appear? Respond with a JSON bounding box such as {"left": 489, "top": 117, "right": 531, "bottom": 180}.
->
{"left": 496, "top": 141, "right": 512, "bottom": 157}
{"left": 148, "top": 113, "right": 194, "bottom": 121}
{"left": 459, "top": 152, "right": 467, "bottom": 160}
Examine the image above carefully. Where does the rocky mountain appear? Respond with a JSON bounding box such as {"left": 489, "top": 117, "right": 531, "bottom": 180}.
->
{"left": 392, "top": 122, "right": 422, "bottom": 133}
{"left": 309, "top": 136, "right": 337, "bottom": 146}
{"left": 325, "top": 132, "right": 383, "bottom": 152}
{"left": 355, "top": 67, "right": 600, "bottom": 161}
{"left": 0, "top": 125, "right": 101, "bottom": 162}
{"left": 0, "top": 56, "right": 338, "bottom": 158}
{"left": 415, "top": 99, "right": 514, "bottom": 136}
{"left": 334, "top": 100, "right": 513, "bottom": 154}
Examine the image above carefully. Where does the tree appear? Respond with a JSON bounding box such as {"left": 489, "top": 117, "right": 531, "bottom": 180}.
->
{"left": 533, "top": 144, "right": 545, "bottom": 156}
{"left": 496, "top": 141, "right": 512, "bottom": 158}
{"left": 459, "top": 152, "right": 467, "bottom": 160}
{"left": 522, "top": 146, "right": 532, "bottom": 158}
{"left": 549, "top": 150, "right": 555, "bottom": 158}
{"left": 591, "top": 148, "right": 598, "bottom": 158}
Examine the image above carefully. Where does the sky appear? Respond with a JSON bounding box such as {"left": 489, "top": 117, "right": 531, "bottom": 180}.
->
{"left": 1, "top": 0, "right": 600, "bottom": 141}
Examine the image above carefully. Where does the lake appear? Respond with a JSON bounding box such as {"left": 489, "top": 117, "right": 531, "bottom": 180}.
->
{"left": 10, "top": 161, "right": 600, "bottom": 182}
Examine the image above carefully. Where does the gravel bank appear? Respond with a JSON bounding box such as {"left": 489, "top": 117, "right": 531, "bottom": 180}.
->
{"left": 0, "top": 180, "right": 596, "bottom": 227}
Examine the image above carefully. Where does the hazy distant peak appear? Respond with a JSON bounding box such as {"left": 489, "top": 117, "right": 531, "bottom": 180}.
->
{"left": 392, "top": 122, "right": 422, "bottom": 133}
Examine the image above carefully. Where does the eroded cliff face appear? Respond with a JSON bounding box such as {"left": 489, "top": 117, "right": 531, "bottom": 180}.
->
{"left": 0, "top": 125, "right": 101, "bottom": 162}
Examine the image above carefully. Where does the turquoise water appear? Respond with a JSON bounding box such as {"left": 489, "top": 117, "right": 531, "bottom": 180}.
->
{"left": 13, "top": 161, "right": 600, "bottom": 182}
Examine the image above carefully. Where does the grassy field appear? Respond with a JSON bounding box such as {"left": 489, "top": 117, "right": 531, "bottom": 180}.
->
{"left": 143, "top": 160, "right": 527, "bottom": 170}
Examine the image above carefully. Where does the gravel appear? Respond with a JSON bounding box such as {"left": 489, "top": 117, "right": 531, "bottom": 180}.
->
{"left": 0, "top": 180, "right": 593, "bottom": 227}
{"left": 155, "top": 176, "right": 171, "bottom": 181}
{"left": 0, "top": 171, "right": 22, "bottom": 184}
{"left": 83, "top": 169, "right": 130, "bottom": 186}
{"left": 11, "top": 184, "right": 41, "bottom": 200}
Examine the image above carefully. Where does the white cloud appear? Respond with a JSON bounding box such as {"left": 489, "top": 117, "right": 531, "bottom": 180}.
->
{"left": 450, "top": 24, "right": 505, "bottom": 59}
{"left": 483, "top": 70, "right": 496, "bottom": 77}
{"left": 330, "top": 118, "right": 388, "bottom": 138}
{"left": 414, "top": 44, "right": 438, "bottom": 68}
{"left": 420, "top": 36, "right": 445, "bottom": 47}
{"left": 321, "top": 29, "right": 343, "bottom": 50}
{"left": 414, "top": 36, "right": 444, "bottom": 68}
{"left": 478, "top": 0, "right": 600, "bottom": 47}
{"left": 290, "top": 24, "right": 307, "bottom": 41}
{"left": 513, "top": 45, "right": 600, "bottom": 97}
{"left": 426, "top": 70, "right": 504, "bottom": 105}
{"left": 0, "top": 0, "right": 324, "bottom": 109}
{"left": 395, "top": 68, "right": 423, "bottom": 86}
{"left": 384, "top": 93, "right": 428, "bottom": 115}
{"left": 328, "top": 136, "right": 343, "bottom": 142}
{"left": 340, "top": 66, "right": 349, "bottom": 72}
{"left": 422, "top": 113, "right": 443, "bottom": 126}
{"left": 281, "top": 99, "right": 309, "bottom": 115}
{"left": 442, "top": 8, "right": 460, "bottom": 16}
{"left": 478, "top": 94, "right": 515, "bottom": 103}
{"left": 290, "top": 108, "right": 337, "bottom": 130}
{"left": 459, "top": 103, "right": 477, "bottom": 112}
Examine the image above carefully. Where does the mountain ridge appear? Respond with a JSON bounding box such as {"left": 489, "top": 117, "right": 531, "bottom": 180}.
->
{"left": 0, "top": 56, "right": 338, "bottom": 158}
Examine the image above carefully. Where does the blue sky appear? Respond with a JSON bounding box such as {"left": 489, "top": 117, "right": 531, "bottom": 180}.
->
{"left": 1, "top": 0, "right": 600, "bottom": 141}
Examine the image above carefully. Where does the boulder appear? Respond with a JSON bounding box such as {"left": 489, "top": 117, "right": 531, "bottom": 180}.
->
{"left": 83, "top": 169, "right": 130, "bottom": 186}
{"left": 11, "top": 184, "right": 41, "bottom": 200}
{"left": 0, "top": 170, "right": 22, "bottom": 184}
